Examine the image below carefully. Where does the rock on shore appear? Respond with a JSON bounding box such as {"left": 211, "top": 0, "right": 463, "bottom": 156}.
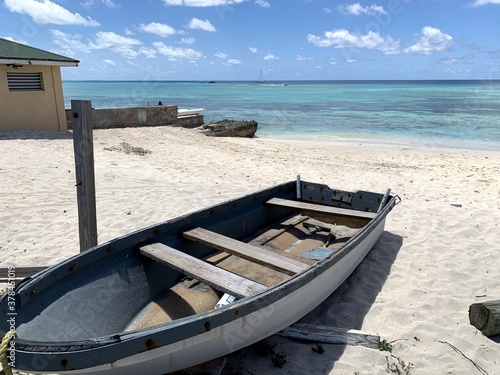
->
{"left": 196, "top": 119, "right": 258, "bottom": 137}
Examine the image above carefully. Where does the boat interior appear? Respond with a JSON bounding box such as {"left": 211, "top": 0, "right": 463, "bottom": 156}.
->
{"left": 125, "top": 197, "right": 377, "bottom": 331}
{"left": 9, "top": 182, "right": 389, "bottom": 342}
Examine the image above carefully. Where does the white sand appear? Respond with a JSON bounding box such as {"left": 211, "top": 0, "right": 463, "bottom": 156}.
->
{"left": 1, "top": 126, "right": 499, "bottom": 374}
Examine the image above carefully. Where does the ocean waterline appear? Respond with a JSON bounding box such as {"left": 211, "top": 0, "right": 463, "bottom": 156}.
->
{"left": 62, "top": 80, "right": 500, "bottom": 151}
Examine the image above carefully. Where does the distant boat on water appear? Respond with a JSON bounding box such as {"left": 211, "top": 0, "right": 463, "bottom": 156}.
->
{"left": 256, "top": 69, "right": 265, "bottom": 83}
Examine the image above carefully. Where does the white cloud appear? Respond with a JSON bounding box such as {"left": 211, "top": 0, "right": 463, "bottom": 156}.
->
{"left": 468, "top": 0, "right": 500, "bottom": 6}
{"left": 1, "top": 36, "right": 30, "bottom": 45}
{"left": 249, "top": 47, "right": 258, "bottom": 53}
{"left": 4, "top": 0, "right": 100, "bottom": 26}
{"left": 186, "top": 18, "right": 216, "bottom": 32}
{"left": 139, "top": 22, "right": 177, "bottom": 37}
{"left": 264, "top": 53, "right": 279, "bottom": 60}
{"left": 51, "top": 29, "right": 93, "bottom": 55}
{"left": 337, "top": 3, "right": 387, "bottom": 15}
{"left": 153, "top": 41, "right": 204, "bottom": 61}
{"left": 103, "top": 58, "right": 116, "bottom": 66}
{"left": 307, "top": 29, "right": 400, "bottom": 55}
{"left": 51, "top": 29, "right": 159, "bottom": 60}
{"left": 215, "top": 51, "right": 228, "bottom": 59}
{"left": 89, "top": 31, "right": 142, "bottom": 59}
{"left": 101, "top": 0, "right": 119, "bottom": 7}
{"left": 440, "top": 57, "right": 457, "bottom": 65}
{"left": 91, "top": 31, "right": 141, "bottom": 49}
{"left": 295, "top": 55, "right": 312, "bottom": 61}
{"left": 180, "top": 37, "right": 196, "bottom": 44}
{"left": 139, "top": 47, "right": 157, "bottom": 59}
{"left": 213, "top": 52, "right": 240, "bottom": 65}
{"left": 404, "top": 26, "right": 453, "bottom": 54}
{"left": 255, "top": 0, "right": 270, "bottom": 8}
{"left": 126, "top": 60, "right": 139, "bottom": 67}
{"left": 163, "top": 0, "right": 246, "bottom": 6}
{"left": 81, "top": 0, "right": 119, "bottom": 9}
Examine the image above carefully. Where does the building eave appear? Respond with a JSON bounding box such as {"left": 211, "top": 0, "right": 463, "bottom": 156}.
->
{"left": 0, "top": 59, "right": 79, "bottom": 67}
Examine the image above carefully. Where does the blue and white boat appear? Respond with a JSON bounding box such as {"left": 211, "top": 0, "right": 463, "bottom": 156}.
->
{"left": 1, "top": 179, "right": 396, "bottom": 374}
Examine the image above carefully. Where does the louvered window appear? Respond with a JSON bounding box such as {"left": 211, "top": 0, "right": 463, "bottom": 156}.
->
{"left": 6, "top": 72, "right": 44, "bottom": 91}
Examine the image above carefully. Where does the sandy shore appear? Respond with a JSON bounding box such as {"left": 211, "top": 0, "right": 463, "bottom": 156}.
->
{"left": 1, "top": 126, "right": 499, "bottom": 374}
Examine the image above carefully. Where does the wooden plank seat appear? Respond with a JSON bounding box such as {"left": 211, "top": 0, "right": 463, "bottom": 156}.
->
{"left": 140, "top": 243, "right": 266, "bottom": 299}
{"left": 267, "top": 198, "right": 377, "bottom": 229}
{"left": 267, "top": 198, "right": 377, "bottom": 219}
{"left": 183, "top": 227, "right": 308, "bottom": 276}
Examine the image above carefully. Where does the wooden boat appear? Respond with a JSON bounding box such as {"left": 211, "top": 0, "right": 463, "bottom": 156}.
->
{"left": 0, "top": 179, "right": 396, "bottom": 374}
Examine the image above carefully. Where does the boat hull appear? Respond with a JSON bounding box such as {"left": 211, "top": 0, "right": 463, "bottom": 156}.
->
{"left": 1, "top": 181, "right": 395, "bottom": 374}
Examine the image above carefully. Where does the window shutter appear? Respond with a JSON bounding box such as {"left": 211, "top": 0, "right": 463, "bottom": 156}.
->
{"left": 6, "top": 72, "right": 44, "bottom": 91}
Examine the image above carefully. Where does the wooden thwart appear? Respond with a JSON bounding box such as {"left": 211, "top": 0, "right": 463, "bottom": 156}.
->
{"left": 183, "top": 227, "right": 308, "bottom": 275}
{"left": 140, "top": 243, "right": 266, "bottom": 299}
{"left": 280, "top": 323, "right": 380, "bottom": 349}
{"left": 267, "top": 198, "right": 377, "bottom": 220}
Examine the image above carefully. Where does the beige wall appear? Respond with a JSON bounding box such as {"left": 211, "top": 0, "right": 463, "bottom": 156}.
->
{"left": 0, "top": 64, "right": 67, "bottom": 131}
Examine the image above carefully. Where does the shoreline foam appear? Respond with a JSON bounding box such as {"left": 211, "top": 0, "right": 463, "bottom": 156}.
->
{"left": 259, "top": 133, "right": 500, "bottom": 152}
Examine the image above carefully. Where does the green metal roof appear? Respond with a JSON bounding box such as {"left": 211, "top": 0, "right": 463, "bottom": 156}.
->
{"left": 0, "top": 38, "right": 79, "bottom": 66}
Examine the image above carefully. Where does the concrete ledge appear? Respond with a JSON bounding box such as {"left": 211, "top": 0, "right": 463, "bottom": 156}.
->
{"left": 66, "top": 105, "right": 180, "bottom": 129}
{"left": 177, "top": 114, "right": 204, "bottom": 128}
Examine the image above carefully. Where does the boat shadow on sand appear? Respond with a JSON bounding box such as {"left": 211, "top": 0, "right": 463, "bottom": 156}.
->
{"left": 220, "top": 230, "right": 403, "bottom": 374}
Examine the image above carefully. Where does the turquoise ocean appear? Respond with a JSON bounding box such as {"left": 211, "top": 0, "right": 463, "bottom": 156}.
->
{"left": 62, "top": 80, "right": 500, "bottom": 150}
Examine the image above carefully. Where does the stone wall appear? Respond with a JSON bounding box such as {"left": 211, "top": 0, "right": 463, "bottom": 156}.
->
{"left": 66, "top": 105, "right": 204, "bottom": 129}
{"left": 177, "top": 114, "right": 204, "bottom": 128}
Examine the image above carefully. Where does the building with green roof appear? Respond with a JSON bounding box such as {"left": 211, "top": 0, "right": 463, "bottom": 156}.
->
{"left": 0, "top": 38, "right": 79, "bottom": 131}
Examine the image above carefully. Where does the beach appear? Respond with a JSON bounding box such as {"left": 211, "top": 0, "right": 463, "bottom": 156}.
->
{"left": 1, "top": 126, "right": 499, "bottom": 374}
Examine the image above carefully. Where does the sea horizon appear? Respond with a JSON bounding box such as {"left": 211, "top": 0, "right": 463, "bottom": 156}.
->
{"left": 62, "top": 80, "right": 500, "bottom": 151}
{"left": 63, "top": 79, "right": 500, "bottom": 83}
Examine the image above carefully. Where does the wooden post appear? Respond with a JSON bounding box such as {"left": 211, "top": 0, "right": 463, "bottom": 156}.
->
{"left": 71, "top": 100, "right": 97, "bottom": 252}
{"left": 469, "top": 300, "right": 500, "bottom": 337}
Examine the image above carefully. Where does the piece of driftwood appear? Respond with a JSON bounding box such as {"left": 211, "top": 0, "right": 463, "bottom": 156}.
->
{"left": 280, "top": 323, "right": 380, "bottom": 349}
{"left": 469, "top": 300, "right": 500, "bottom": 336}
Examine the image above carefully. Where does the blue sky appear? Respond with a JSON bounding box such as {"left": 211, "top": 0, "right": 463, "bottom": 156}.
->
{"left": 1, "top": 0, "right": 499, "bottom": 80}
